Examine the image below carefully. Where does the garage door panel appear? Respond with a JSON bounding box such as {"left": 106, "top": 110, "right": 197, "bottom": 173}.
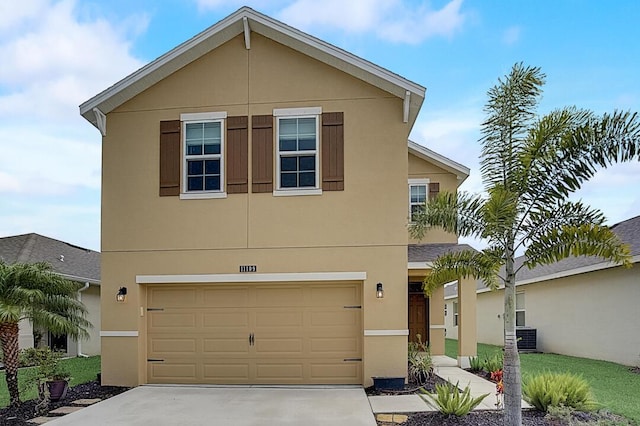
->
{"left": 149, "top": 288, "right": 198, "bottom": 307}
{"left": 149, "top": 362, "right": 197, "bottom": 382}
{"left": 202, "top": 312, "right": 250, "bottom": 328}
{"left": 147, "top": 283, "right": 362, "bottom": 384}
{"left": 254, "top": 287, "right": 303, "bottom": 307}
{"left": 310, "top": 337, "right": 359, "bottom": 353}
{"left": 203, "top": 338, "right": 249, "bottom": 355}
{"left": 203, "top": 362, "right": 250, "bottom": 380}
{"left": 309, "top": 286, "right": 359, "bottom": 306}
{"left": 254, "top": 338, "right": 303, "bottom": 354}
{"left": 310, "top": 362, "right": 360, "bottom": 382}
{"left": 254, "top": 311, "right": 302, "bottom": 327}
{"left": 150, "top": 338, "right": 197, "bottom": 354}
{"left": 149, "top": 312, "right": 197, "bottom": 329}
{"left": 310, "top": 310, "right": 359, "bottom": 327}
{"left": 203, "top": 287, "right": 249, "bottom": 307}
{"left": 255, "top": 362, "right": 304, "bottom": 380}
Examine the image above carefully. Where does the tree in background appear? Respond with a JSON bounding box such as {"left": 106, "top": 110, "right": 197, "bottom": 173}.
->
{"left": 411, "top": 63, "right": 639, "bottom": 425}
{"left": 0, "top": 261, "right": 90, "bottom": 407}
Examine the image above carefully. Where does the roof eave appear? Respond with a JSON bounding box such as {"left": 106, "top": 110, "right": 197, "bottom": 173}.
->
{"left": 408, "top": 140, "right": 470, "bottom": 184}
{"left": 80, "top": 6, "right": 426, "bottom": 130}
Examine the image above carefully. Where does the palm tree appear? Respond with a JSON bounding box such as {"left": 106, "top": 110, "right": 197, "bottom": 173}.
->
{"left": 0, "top": 261, "right": 91, "bottom": 408}
{"left": 410, "top": 63, "right": 639, "bottom": 425}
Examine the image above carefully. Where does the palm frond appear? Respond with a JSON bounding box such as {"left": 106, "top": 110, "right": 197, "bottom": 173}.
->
{"left": 480, "top": 63, "right": 545, "bottom": 190}
{"left": 409, "top": 191, "right": 486, "bottom": 240}
{"left": 423, "top": 248, "right": 502, "bottom": 295}
{"left": 524, "top": 224, "right": 632, "bottom": 269}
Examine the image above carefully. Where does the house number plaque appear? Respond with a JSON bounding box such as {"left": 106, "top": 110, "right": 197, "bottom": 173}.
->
{"left": 239, "top": 265, "right": 257, "bottom": 273}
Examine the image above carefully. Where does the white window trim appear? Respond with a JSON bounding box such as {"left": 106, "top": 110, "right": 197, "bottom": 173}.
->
{"left": 408, "top": 178, "right": 429, "bottom": 223}
{"left": 274, "top": 110, "right": 321, "bottom": 194}
{"left": 181, "top": 113, "right": 227, "bottom": 197}
{"left": 516, "top": 291, "right": 526, "bottom": 327}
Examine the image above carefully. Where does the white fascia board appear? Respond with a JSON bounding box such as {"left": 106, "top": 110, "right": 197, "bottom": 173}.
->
{"left": 80, "top": 7, "right": 426, "bottom": 130}
{"left": 57, "top": 273, "right": 100, "bottom": 285}
{"left": 136, "top": 271, "right": 367, "bottom": 284}
{"left": 408, "top": 140, "right": 470, "bottom": 184}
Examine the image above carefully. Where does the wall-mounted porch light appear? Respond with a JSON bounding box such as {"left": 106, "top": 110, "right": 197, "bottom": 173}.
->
{"left": 376, "top": 283, "right": 384, "bottom": 299}
{"left": 116, "top": 287, "right": 127, "bottom": 302}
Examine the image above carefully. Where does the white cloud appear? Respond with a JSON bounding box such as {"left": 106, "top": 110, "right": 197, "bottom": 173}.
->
{"left": 194, "top": 0, "right": 467, "bottom": 43}
{"left": 502, "top": 25, "right": 521, "bottom": 46}
{"left": 0, "top": 0, "right": 145, "bottom": 250}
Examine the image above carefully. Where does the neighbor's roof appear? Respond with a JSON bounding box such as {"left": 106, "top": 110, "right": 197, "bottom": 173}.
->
{"left": 0, "top": 233, "right": 100, "bottom": 284}
{"left": 80, "top": 6, "right": 426, "bottom": 130}
{"left": 408, "top": 140, "right": 470, "bottom": 184}
{"left": 409, "top": 243, "right": 476, "bottom": 263}
{"left": 510, "top": 214, "right": 640, "bottom": 285}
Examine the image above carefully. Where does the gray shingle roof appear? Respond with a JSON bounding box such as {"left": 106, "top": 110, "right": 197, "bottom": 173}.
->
{"left": 0, "top": 233, "right": 100, "bottom": 283}
{"left": 408, "top": 243, "right": 476, "bottom": 263}
{"left": 513, "top": 214, "right": 640, "bottom": 283}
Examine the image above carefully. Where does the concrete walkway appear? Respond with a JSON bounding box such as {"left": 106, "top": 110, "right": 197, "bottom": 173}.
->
{"left": 368, "top": 355, "right": 529, "bottom": 414}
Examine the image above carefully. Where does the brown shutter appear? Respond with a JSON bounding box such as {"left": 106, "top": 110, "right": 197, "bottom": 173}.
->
{"left": 429, "top": 182, "right": 440, "bottom": 200}
{"left": 251, "top": 115, "right": 273, "bottom": 193}
{"left": 159, "top": 120, "right": 181, "bottom": 196}
{"left": 322, "top": 112, "right": 344, "bottom": 191}
{"left": 226, "top": 116, "right": 248, "bottom": 194}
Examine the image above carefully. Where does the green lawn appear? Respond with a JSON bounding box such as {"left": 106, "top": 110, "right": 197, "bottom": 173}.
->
{"left": 0, "top": 356, "right": 100, "bottom": 407}
{"left": 446, "top": 339, "right": 640, "bottom": 424}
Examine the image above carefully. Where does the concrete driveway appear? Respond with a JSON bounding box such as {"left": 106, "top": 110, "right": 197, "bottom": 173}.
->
{"left": 46, "top": 385, "right": 377, "bottom": 426}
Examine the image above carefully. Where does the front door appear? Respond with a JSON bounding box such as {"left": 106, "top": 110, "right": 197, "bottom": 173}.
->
{"left": 408, "top": 293, "right": 429, "bottom": 344}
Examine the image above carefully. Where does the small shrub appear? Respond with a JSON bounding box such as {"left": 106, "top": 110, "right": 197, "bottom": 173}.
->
{"left": 484, "top": 351, "right": 504, "bottom": 373}
{"left": 522, "top": 372, "right": 598, "bottom": 412}
{"left": 408, "top": 335, "right": 432, "bottom": 384}
{"left": 420, "top": 381, "right": 489, "bottom": 416}
{"left": 468, "top": 356, "right": 483, "bottom": 372}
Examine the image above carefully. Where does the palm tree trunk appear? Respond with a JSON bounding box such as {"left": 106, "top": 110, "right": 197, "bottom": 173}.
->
{"left": 503, "top": 249, "right": 522, "bottom": 426}
{"left": 0, "top": 322, "right": 21, "bottom": 408}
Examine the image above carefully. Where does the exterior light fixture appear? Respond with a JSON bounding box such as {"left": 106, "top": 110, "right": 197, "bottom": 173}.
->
{"left": 116, "top": 287, "right": 127, "bottom": 302}
{"left": 376, "top": 283, "right": 384, "bottom": 299}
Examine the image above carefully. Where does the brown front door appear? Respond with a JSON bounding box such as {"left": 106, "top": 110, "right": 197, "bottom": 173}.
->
{"left": 408, "top": 293, "right": 429, "bottom": 344}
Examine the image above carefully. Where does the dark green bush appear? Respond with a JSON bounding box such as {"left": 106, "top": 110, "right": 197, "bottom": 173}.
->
{"left": 522, "top": 372, "right": 598, "bottom": 412}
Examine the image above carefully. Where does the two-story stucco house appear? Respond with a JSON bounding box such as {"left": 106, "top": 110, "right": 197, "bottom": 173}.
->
{"left": 80, "top": 7, "right": 477, "bottom": 387}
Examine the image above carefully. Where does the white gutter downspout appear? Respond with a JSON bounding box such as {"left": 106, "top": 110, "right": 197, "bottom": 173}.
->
{"left": 77, "top": 282, "right": 90, "bottom": 357}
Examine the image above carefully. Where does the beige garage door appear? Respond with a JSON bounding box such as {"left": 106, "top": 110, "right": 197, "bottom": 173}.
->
{"left": 146, "top": 282, "right": 362, "bottom": 384}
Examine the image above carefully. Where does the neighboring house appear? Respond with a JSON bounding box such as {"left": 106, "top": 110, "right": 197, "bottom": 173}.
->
{"left": 0, "top": 233, "right": 101, "bottom": 356}
{"left": 79, "top": 7, "right": 476, "bottom": 388}
{"left": 445, "top": 214, "right": 640, "bottom": 367}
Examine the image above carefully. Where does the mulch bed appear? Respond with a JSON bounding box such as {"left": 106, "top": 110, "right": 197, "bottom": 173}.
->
{"left": 0, "top": 381, "right": 130, "bottom": 426}
{"left": 366, "top": 374, "right": 449, "bottom": 396}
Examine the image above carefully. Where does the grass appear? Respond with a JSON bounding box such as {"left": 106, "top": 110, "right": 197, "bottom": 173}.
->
{"left": 0, "top": 356, "right": 100, "bottom": 408}
{"left": 446, "top": 339, "right": 640, "bottom": 424}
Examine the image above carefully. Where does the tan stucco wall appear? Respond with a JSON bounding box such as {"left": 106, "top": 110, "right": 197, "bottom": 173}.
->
{"left": 472, "top": 265, "right": 640, "bottom": 367}
{"left": 79, "top": 285, "right": 101, "bottom": 356}
{"left": 101, "top": 33, "right": 413, "bottom": 386}
{"left": 407, "top": 153, "right": 458, "bottom": 244}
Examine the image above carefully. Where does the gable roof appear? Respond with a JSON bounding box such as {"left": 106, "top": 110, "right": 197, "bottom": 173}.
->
{"left": 0, "top": 233, "right": 100, "bottom": 284}
{"left": 80, "top": 7, "right": 426, "bottom": 131}
{"left": 408, "top": 140, "right": 470, "bottom": 184}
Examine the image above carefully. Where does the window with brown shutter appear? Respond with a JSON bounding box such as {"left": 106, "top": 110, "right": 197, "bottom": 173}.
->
{"left": 252, "top": 115, "right": 273, "bottom": 193}
{"left": 429, "top": 182, "right": 440, "bottom": 201}
{"left": 159, "top": 120, "right": 180, "bottom": 196}
{"left": 226, "top": 116, "right": 248, "bottom": 194}
{"left": 322, "top": 112, "right": 344, "bottom": 191}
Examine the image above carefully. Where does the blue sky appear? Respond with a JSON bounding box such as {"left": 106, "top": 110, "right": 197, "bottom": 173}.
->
{"left": 1, "top": 0, "right": 639, "bottom": 251}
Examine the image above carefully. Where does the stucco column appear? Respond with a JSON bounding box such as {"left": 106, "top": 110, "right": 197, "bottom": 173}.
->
{"left": 429, "top": 285, "right": 445, "bottom": 355}
{"left": 457, "top": 276, "right": 477, "bottom": 368}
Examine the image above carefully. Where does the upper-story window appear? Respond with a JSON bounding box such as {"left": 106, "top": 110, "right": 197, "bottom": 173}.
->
{"left": 181, "top": 112, "right": 227, "bottom": 198}
{"left": 408, "top": 179, "right": 429, "bottom": 222}
{"left": 274, "top": 107, "right": 321, "bottom": 194}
